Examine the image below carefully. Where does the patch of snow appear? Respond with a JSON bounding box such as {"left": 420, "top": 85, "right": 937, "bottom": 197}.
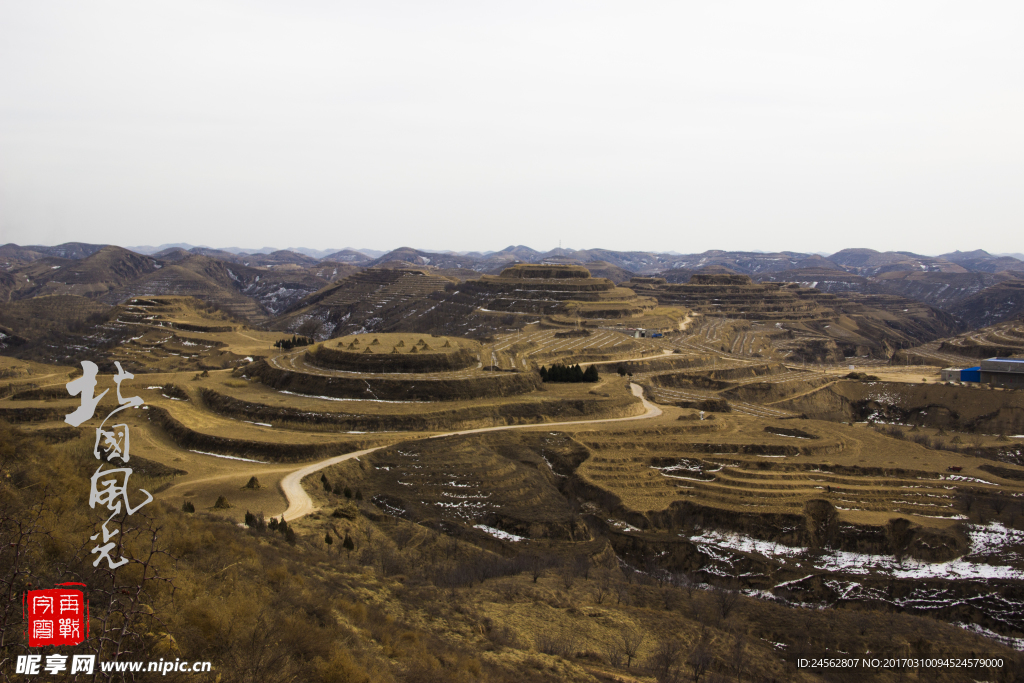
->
{"left": 944, "top": 474, "right": 998, "bottom": 486}
{"left": 474, "top": 524, "right": 525, "bottom": 542}
{"left": 189, "top": 449, "right": 267, "bottom": 463}
{"left": 279, "top": 390, "right": 423, "bottom": 404}
{"left": 953, "top": 622, "right": 1024, "bottom": 650}
{"left": 690, "top": 525, "right": 1024, "bottom": 581}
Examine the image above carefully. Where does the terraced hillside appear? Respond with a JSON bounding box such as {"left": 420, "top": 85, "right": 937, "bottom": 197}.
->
{"left": 275, "top": 264, "right": 690, "bottom": 344}
{"left": 948, "top": 279, "right": 1024, "bottom": 329}
{"left": 571, "top": 418, "right": 987, "bottom": 524}
{"left": 755, "top": 267, "right": 868, "bottom": 294}
{"left": 462, "top": 264, "right": 656, "bottom": 319}
{"left": 0, "top": 295, "right": 109, "bottom": 342}
{"left": 5, "top": 248, "right": 1024, "bottom": 656}
{"left": 98, "top": 254, "right": 271, "bottom": 321}
{"left": 828, "top": 248, "right": 968, "bottom": 275}
{"left": 5, "top": 246, "right": 162, "bottom": 300}
{"left": 755, "top": 257, "right": 1024, "bottom": 329}
{"left": 6, "top": 288, "right": 1024, "bottom": 651}
{"left": 775, "top": 377, "right": 1024, "bottom": 436}
{"left": 902, "top": 318, "right": 1024, "bottom": 367}
{"left": 0, "top": 312, "right": 652, "bottom": 517}
{"left": 871, "top": 271, "right": 1017, "bottom": 309}
{"left": 449, "top": 265, "right": 686, "bottom": 336}
{"left": 313, "top": 387, "right": 1024, "bottom": 642}
{"left": 0, "top": 295, "right": 276, "bottom": 370}
{"left": 634, "top": 273, "right": 962, "bottom": 362}
{"left": 273, "top": 268, "right": 455, "bottom": 338}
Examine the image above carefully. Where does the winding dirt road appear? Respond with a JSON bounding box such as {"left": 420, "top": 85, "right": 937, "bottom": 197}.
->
{"left": 279, "top": 383, "right": 663, "bottom": 521}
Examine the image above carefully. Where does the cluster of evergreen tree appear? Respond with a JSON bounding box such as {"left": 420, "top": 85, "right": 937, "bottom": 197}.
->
{"left": 260, "top": 514, "right": 296, "bottom": 544}
{"left": 274, "top": 335, "right": 313, "bottom": 350}
{"left": 539, "top": 363, "right": 599, "bottom": 383}
{"left": 243, "top": 510, "right": 265, "bottom": 531}
{"left": 322, "top": 473, "right": 362, "bottom": 499}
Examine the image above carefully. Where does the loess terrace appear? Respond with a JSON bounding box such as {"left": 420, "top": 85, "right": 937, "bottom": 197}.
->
{"left": 3, "top": 262, "right": 1024, "bottom": 665}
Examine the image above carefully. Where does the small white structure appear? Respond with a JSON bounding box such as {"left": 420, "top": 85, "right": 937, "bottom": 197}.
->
{"left": 941, "top": 368, "right": 964, "bottom": 382}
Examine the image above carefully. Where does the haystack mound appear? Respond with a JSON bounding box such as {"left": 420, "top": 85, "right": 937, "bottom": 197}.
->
{"left": 304, "top": 333, "right": 479, "bottom": 373}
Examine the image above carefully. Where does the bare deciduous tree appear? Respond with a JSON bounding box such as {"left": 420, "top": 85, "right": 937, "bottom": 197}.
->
{"left": 573, "top": 553, "right": 591, "bottom": 580}
{"left": 649, "top": 637, "right": 684, "bottom": 682}
{"left": 712, "top": 586, "right": 739, "bottom": 619}
{"left": 731, "top": 635, "right": 748, "bottom": 681}
{"left": 688, "top": 628, "right": 713, "bottom": 683}
{"left": 593, "top": 573, "right": 612, "bottom": 604}
{"left": 527, "top": 553, "right": 545, "bottom": 583}
{"left": 620, "top": 625, "right": 645, "bottom": 668}
{"left": 560, "top": 564, "right": 575, "bottom": 591}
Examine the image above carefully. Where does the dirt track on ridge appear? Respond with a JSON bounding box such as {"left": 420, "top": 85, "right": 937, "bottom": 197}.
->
{"left": 279, "top": 382, "right": 663, "bottom": 521}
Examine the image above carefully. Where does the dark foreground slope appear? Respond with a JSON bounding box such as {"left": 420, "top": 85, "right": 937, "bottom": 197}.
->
{"left": 4, "top": 424, "right": 1019, "bottom": 683}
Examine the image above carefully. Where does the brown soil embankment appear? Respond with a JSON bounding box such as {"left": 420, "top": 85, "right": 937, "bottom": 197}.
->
{"left": 0, "top": 406, "right": 68, "bottom": 422}
{"left": 164, "top": 321, "right": 234, "bottom": 333}
{"left": 644, "top": 440, "right": 842, "bottom": 457}
{"left": 249, "top": 360, "right": 541, "bottom": 401}
{"left": 530, "top": 347, "right": 661, "bottom": 365}
{"left": 198, "top": 388, "right": 641, "bottom": 432}
{"left": 146, "top": 405, "right": 369, "bottom": 462}
{"left": 774, "top": 385, "right": 857, "bottom": 422}
{"left": 722, "top": 377, "right": 833, "bottom": 403}
{"left": 325, "top": 431, "right": 585, "bottom": 540}
{"left": 9, "top": 386, "right": 69, "bottom": 400}
{"left": 647, "top": 363, "right": 785, "bottom": 387}
{"left": 776, "top": 380, "right": 1024, "bottom": 432}
{"left": 608, "top": 499, "right": 967, "bottom": 563}
{"left": 308, "top": 344, "right": 478, "bottom": 373}
{"left": 650, "top": 375, "right": 733, "bottom": 391}
{"left": 612, "top": 354, "right": 716, "bottom": 374}
{"left": 938, "top": 341, "right": 1020, "bottom": 359}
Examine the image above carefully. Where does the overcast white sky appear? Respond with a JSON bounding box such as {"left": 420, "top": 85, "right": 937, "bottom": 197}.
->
{"left": 1, "top": 1, "right": 1021, "bottom": 255}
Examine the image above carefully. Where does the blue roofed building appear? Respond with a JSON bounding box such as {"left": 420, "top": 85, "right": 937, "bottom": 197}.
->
{"left": 942, "top": 359, "right": 1022, "bottom": 386}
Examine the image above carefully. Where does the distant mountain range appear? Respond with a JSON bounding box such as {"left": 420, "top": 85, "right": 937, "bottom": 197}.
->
{"left": 1, "top": 241, "right": 1023, "bottom": 369}
{"left": 5, "top": 242, "right": 1024, "bottom": 274}
{"left": 2, "top": 242, "right": 1023, "bottom": 330}
{"left": 125, "top": 244, "right": 389, "bottom": 259}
